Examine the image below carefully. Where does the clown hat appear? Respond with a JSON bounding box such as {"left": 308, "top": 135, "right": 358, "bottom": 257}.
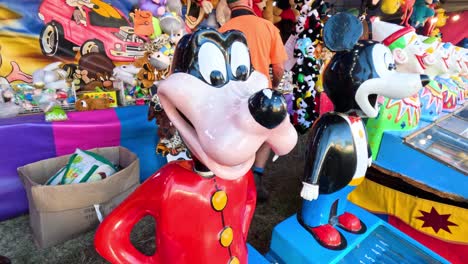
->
{"left": 372, "top": 20, "right": 414, "bottom": 43}
{"left": 420, "top": 36, "right": 439, "bottom": 54}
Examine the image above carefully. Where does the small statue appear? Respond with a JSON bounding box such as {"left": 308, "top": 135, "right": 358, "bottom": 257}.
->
{"left": 298, "top": 13, "right": 428, "bottom": 250}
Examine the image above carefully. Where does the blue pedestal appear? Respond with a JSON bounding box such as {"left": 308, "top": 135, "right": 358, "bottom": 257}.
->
{"left": 376, "top": 129, "right": 467, "bottom": 199}
{"left": 266, "top": 203, "right": 448, "bottom": 264}
{"left": 373, "top": 104, "right": 466, "bottom": 199}
{"left": 248, "top": 243, "right": 269, "bottom": 263}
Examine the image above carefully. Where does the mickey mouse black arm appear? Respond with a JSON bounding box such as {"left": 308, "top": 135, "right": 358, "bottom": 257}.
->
{"left": 303, "top": 113, "right": 357, "bottom": 192}
{"left": 364, "top": 125, "right": 373, "bottom": 162}
{"left": 367, "top": 143, "right": 373, "bottom": 165}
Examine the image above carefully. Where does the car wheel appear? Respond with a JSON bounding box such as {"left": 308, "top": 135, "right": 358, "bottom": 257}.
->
{"left": 80, "top": 40, "right": 105, "bottom": 56}
{"left": 39, "top": 22, "right": 74, "bottom": 57}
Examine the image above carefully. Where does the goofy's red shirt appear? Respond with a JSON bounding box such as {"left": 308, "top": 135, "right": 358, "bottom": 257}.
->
{"left": 95, "top": 160, "right": 256, "bottom": 264}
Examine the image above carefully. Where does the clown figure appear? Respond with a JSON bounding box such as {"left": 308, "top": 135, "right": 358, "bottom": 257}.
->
{"left": 372, "top": 20, "right": 428, "bottom": 74}
{"left": 427, "top": 41, "right": 463, "bottom": 110}
{"left": 366, "top": 20, "right": 426, "bottom": 157}
{"left": 458, "top": 49, "right": 468, "bottom": 96}
{"left": 447, "top": 46, "right": 467, "bottom": 103}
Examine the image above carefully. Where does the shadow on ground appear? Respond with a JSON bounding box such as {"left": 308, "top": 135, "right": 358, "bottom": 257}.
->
{"left": 0, "top": 133, "right": 309, "bottom": 263}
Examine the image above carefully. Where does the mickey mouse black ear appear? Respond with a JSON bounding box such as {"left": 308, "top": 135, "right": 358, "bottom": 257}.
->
{"left": 323, "top": 12, "right": 363, "bottom": 52}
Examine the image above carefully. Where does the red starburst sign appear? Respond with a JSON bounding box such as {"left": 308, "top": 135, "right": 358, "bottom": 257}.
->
{"left": 416, "top": 207, "right": 458, "bottom": 234}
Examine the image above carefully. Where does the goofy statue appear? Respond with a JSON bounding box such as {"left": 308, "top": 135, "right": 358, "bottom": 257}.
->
{"left": 94, "top": 28, "right": 297, "bottom": 263}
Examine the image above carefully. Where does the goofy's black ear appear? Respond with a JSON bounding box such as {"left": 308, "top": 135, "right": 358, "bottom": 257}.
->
{"left": 323, "top": 12, "right": 363, "bottom": 52}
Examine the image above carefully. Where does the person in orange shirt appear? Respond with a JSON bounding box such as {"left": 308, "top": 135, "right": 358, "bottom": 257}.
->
{"left": 219, "top": 0, "right": 288, "bottom": 202}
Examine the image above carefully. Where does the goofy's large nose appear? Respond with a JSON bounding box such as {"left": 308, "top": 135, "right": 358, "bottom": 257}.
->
{"left": 420, "top": 74, "right": 430, "bottom": 87}
{"left": 248, "top": 89, "right": 287, "bottom": 129}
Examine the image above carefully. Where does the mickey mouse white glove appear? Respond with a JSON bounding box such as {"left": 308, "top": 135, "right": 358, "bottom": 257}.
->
{"left": 300, "top": 182, "right": 319, "bottom": 201}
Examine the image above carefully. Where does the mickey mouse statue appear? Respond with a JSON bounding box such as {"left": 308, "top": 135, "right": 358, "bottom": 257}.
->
{"left": 94, "top": 28, "right": 297, "bottom": 263}
{"left": 298, "top": 13, "right": 429, "bottom": 250}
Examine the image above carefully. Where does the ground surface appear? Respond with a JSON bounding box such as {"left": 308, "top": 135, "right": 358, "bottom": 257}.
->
{"left": 0, "top": 133, "right": 309, "bottom": 263}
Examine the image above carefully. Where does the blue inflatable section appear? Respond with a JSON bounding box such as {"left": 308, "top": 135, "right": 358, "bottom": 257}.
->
{"left": 376, "top": 128, "right": 467, "bottom": 199}
{"left": 116, "top": 105, "right": 167, "bottom": 182}
{"left": 248, "top": 244, "right": 269, "bottom": 264}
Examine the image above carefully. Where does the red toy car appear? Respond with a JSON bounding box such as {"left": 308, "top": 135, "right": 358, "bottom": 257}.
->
{"left": 38, "top": 0, "right": 146, "bottom": 62}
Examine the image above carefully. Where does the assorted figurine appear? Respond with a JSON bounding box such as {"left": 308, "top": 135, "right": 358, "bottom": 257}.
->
{"left": 289, "top": 0, "right": 327, "bottom": 134}
{"left": 7, "top": 0, "right": 462, "bottom": 119}
{"left": 147, "top": 86, "right": 186, "bottom": 156}
{"left": 75, "top": 95, "right": 113, "bottom": 111}
{"left": 423, "top": 39, "right": 460, "bottom": 112}
{"left": 0, "top": 84, "right": 21, "bottom": 119}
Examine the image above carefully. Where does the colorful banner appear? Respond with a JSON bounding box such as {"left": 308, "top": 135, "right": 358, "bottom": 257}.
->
{"left": 0, "top": 0, "right": 137, "bottom": 83}
{"left": 349, "top": 178, "right": 468, "bottom": 264}
{"left": 0, "top": 105, "right": 167, "bottom": 221}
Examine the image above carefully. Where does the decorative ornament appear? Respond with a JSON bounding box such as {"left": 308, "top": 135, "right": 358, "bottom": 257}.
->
{"left": 290, "top": 0, "right": 329, "bottom": 134}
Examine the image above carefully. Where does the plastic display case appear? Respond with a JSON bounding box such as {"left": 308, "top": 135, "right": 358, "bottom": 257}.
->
{"left": 339, "top": 226, "right": 442, "bottom": 264}
{"left": 405, "top": 106, "right": 468, "bottom": 175}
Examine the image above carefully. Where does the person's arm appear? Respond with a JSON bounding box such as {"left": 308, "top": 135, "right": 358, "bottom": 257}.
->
{"left": 198, "top": 0, "right": 214, "bottom": 14}
{"left": 216, "top": 0, "right": 230, "bottom": 25}
{"left": 271, "top": 63, "right": 284, "bottom": 89}
{"left": 270, "top": 26, "right": 288, "bottom": 89}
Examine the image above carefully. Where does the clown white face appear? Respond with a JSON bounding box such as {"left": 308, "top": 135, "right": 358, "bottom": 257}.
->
{"left": 460, "top": 49, "right": 468, "bottom": 74}
{"left": 372, "top": 22, "right": 429, "bottom": 75}
{"left": 447, "top": 46, "right": 463, "bottom": 74}
{"left": 421, "top": 40, "right": 450, "bottom": 77}
{"left": 438, "top": 43, "right": 453, "bottom": 73}
{"left": 392, "top": 33, "right": 429, "bottom": 74}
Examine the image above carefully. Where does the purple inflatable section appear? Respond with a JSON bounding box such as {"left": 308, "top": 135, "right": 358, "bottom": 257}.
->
{"left": 0, "top": 114, "right": 56, "bottom": 221}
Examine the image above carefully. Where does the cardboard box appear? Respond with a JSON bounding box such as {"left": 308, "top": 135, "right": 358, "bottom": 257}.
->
{"left": 18, "top": 146, "right": 140, "bottom": 248}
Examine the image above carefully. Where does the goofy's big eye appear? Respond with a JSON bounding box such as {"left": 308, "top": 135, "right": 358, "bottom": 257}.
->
{"left": 230, "top": 42, "right": 250, "bottom": 81}
{"left": 198, "top": 42, "right": 227, "bottom": 86}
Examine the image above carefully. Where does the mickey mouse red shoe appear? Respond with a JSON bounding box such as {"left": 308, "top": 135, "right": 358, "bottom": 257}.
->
{"left": 338, "top": 212, "right": 366, "bottom": 234}
{"left": 307, "top": 224, "right": 347, "bottom": 250}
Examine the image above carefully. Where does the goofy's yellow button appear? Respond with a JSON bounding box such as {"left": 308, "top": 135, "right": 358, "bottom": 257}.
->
{"left": 228, "top": 256, "right": 239, "bottom": 264}
{"left": 219, "top": 226, "right": 233, "bottom": 247}
{"left": 211, "top": 190, "right": 227, "bottom": 211}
